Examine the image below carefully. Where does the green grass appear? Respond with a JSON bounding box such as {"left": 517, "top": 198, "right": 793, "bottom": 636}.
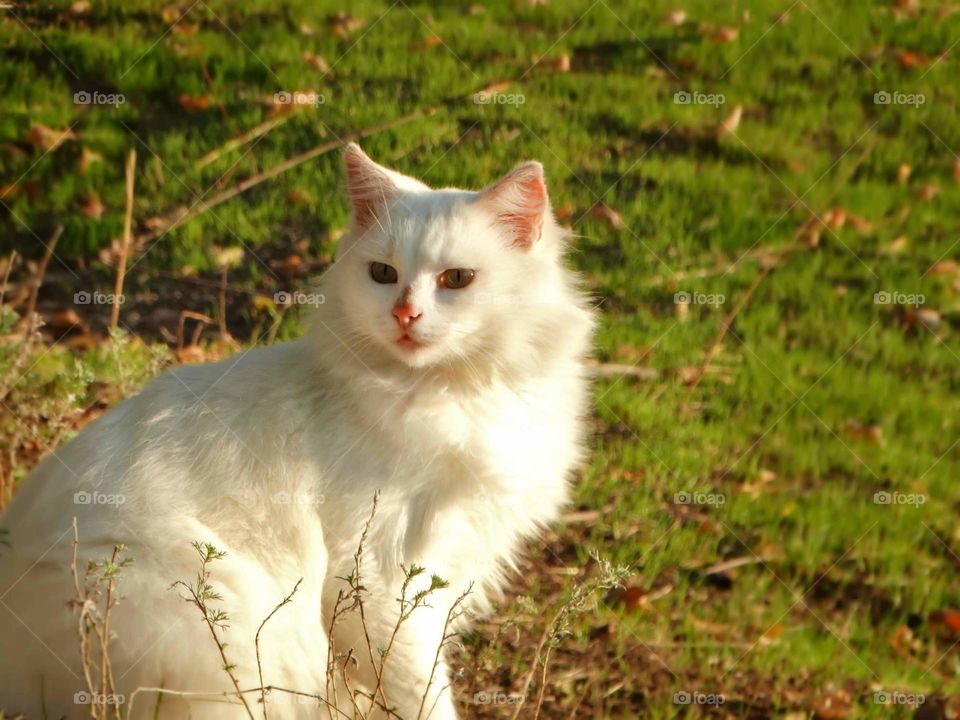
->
{"left": 2, "top": 0, "right": 960, "bottom": 716}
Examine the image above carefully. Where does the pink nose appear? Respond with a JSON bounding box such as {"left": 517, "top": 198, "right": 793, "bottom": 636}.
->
{"left": 392, "top": 302, "right": 422, "bottom": 330}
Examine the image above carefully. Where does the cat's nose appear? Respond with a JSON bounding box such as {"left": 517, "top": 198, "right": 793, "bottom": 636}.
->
{"left": 392, "top": 302, "right": 422, "bottom": 330}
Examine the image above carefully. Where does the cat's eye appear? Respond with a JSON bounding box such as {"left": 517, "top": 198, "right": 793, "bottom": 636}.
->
{"left": 438, "top": 268, "right": 475, "bottom": 290}
{"left": 369, "top": 262, "right": 398, "bottom": 284}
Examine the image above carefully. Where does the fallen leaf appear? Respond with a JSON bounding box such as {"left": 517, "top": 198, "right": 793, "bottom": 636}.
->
{"left": 917, "top": 183, "right": 939, "bottom": 200}
{"left": 929, "top": 259, "right": 959, "bottom": 277}
{"left": 79, "top": 194, "right": 105, "bottom": 219}
{"left": 413, "top": 35, "right": 444, "bottom": 50}
{"left": 25, "top": 123, "right": 76, "bottom": 152}
{"left": 896, "top": 163, "right": 911, "bottom": 185}
{"left": 590, "top": 203, "right": 622, "bottom": 229}
{"left": 47, "top": 308, "right": 87, "bottom": 332}
{"left": 77, "top": 146, "right": 103, "bottom": 174}
{"left": 718, "top": 104, "right": 743, "bottom": 136}
{"left": 178, "top": 94, "right": 211, "bottom": 111}
{"left": 303, "top": 51, "right": 331, "bottom": 73}
{"left": 663, "top": 9, "right": 686, "bottom": 26}
{"left": 823, "top": 207, "right": 847, "bottom": 230}
{"left": 709, "top": 26, "right": 739, "bottom": 43}
{"left": 930, "top": 609, "right": 960, "bottom": 637}
{"left": 896, "top": 49, "right": 929, "bottom": 69}
{"left": 813, "top": 689, "right": 852, "bottom": 719}
{"left": 884, "top": 235, "right": 909, "bottom": 254}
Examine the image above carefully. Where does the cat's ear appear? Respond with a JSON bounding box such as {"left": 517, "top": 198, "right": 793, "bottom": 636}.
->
{"left": 343, "top": 143, "right": 397, "bottom": 233}
{"left": 476, "top": 161, "right": 549, "bottom": 248}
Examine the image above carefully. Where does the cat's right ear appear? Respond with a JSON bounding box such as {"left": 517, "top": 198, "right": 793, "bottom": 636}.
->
{"left": 344, "top": 143, "right": 396, "bottom": 234}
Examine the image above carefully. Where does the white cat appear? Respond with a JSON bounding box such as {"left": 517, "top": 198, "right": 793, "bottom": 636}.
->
{"left": 0, "top": 144, "right": 595, "bottom": 719}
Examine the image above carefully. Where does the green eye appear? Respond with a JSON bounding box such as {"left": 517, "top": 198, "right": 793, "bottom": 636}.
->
{"left": 438, "top": 268, "right": 476, "bottom": 290}
{"left": 369, "top": 262, "right": 398, "bottom": 284}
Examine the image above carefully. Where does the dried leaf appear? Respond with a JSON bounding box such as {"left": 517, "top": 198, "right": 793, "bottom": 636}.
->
{"left": 303, "top": 51, "right": 331, "bottom": 73}
{"left": 178, "top": 94, "right": 211, "bottom": 112}
{"left": 709, "top": 26, "right": 739, "bottom": 43}
{"left": 590, "top": 203, "right": 622, "bottom": 229}
{"left": 917, "top": 183, "right": 939, "bottom": 201}
{"left": 79, "top": 194, "right": 105, "bottom": 219}
{"left": 718, "top": 104, "right": 743, "bottom": 137}
{"left": 25, "top": 123, "right": 76, "bottom": 152}
{"left": 77, "top": 146, "right": 103, "bottom": 174}
{"left": 896, "top": 163, "right": 911, "bottom": 185}
{"left": 663, "top": 9, "right": 686, "bottom": 26}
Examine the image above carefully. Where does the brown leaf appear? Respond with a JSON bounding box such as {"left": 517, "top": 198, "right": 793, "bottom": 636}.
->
{"left": 930, "top": 609, "right": 960, "bottom": 637}
{"left": 25, "top": 123, "right": 76, "bottom": 152}
{"left": 663, "top": 9, "right": 686, "bottom": 26}
{"left": 929, "top": 259, "right": 959, "bottom": 277}
{"left": 303, "top": 51, "right": 332, "bottom": 74}
{"left": 47, "top": 308, "right": 87, "bottom": 332}
{"left": 77, "top": 146, "right": 103, "bottom": 174}
{"left": 917, "top": 183, "right": 940, "bottom": 201}
{"left": 178, "top": 94, "right": 211, "bottom": 112}
{"left": 823, "top": 207, "right": 847, "bottom": 230}
{"left": 413, "top": 35, "right": 444, "bottom": 50}
{"left": 709, "top": 26, "right": 739, "bottom": 43}
{"left": 813, "top": 689, "right": 852, "bottom": 719}
{"left": 590, "top": 203, "right": 622, "bottom": 229}
{"left": 717, "top": 104, "right": 743, "bottom": 137}
{"left": 79, "top": 194, "right": 105, "bottom": 219}
{"left": 896, "top": 49, "right": 929, "bottom": 69}
{"left": 896, "top": 163, "right": 911, "bottom": 185}
{"left": 843, "top": 421, "right": 884, "bottom": 444}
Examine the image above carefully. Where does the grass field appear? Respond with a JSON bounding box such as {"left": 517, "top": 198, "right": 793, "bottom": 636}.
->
{"left": 2, "top": 0, "right": 960, "bottom": 717}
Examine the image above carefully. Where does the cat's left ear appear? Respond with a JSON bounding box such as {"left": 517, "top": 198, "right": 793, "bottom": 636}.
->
{"left": 475, "top": 161, "right": 549, "bottom": 248}
{"left": 343, "top": 143, "right": 397, "bottom": 234}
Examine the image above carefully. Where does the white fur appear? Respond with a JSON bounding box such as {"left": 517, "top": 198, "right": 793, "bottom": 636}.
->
{"left": 0, "top": 146, "right": 595, "bottom": 719}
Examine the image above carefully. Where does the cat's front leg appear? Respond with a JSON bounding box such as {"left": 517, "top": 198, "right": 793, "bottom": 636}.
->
{"left": 333, "top": 597, "right": 459, "bottom": 720}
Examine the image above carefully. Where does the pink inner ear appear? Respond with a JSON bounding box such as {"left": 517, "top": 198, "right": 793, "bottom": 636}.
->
{"left": 344, "top": 145, "right": 396, "bottom": 233}
{"left": 479, "top": 162, "right": 548, "bottom": 248}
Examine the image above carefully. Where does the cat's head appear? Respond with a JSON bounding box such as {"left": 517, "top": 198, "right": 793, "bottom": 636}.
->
{"left": 318, "top": 143, "right": 591, "bottom": 378}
